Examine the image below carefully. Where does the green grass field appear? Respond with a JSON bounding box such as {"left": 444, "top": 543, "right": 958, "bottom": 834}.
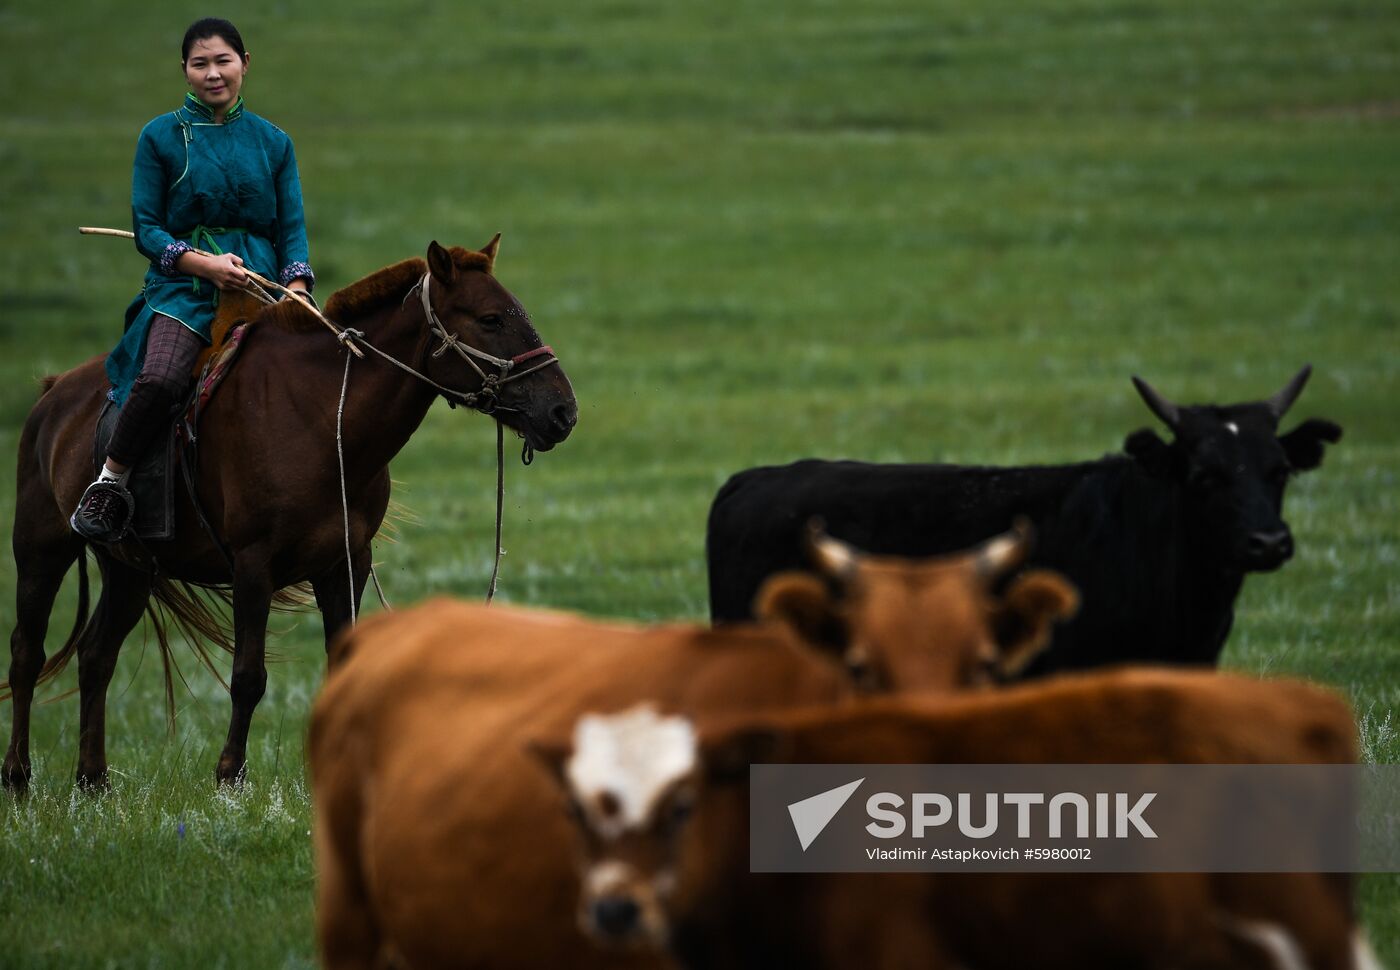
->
{"left": 2, "top": 0, "right": 1398, "bottom": 965}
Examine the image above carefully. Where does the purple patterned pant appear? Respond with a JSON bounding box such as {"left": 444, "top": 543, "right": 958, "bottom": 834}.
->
{"left": 107, "top": 314, "right": 203, "bottom": 467}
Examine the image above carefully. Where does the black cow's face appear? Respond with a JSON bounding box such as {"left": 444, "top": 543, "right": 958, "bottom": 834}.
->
{"left": 1123, "top": 367, "right": 1342, "bottom": 573}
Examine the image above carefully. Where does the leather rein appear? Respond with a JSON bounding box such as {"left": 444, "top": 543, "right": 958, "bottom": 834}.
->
{"left": 333, "top": 271, "right": 561, "bottom": 419}
{"left": 328, "top": 271, "right": 564, "bottom": 611}
{"left": 413, "top": 271, "right": 561, "bottom": 416}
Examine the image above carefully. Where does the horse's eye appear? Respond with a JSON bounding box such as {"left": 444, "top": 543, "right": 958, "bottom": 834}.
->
{"left": 478, "top": 314, "right": 504, "bottom": 329}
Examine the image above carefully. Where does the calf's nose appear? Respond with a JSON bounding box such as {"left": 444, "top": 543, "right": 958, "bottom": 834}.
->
{"left": 591, "top": 896, "right": 641, "bottom": 938}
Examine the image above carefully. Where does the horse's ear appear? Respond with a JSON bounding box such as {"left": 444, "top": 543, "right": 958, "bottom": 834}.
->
{"left": 426, "top": 240, "right": 455, "bottom": 284}
{"left": 480, "top": 232, "right": 501, "bottom": 269}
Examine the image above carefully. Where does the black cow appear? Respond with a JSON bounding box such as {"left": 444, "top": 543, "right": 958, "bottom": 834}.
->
{"left": 706, "top": 366, "right": 1342, "bottom": 676}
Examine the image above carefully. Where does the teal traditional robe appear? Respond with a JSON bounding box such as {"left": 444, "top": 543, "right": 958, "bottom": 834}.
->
{"left": 106, "top": 93, "right": 314, "bottom": 404}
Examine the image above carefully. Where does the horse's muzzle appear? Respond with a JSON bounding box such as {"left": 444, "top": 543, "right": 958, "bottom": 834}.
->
{"left": 516, "top": 400, "right": 576, "bottom": 452}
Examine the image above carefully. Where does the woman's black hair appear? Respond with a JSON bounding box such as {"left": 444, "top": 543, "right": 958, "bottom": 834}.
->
{"left": 181, "top": 18, "right": 247, "bottom": 62}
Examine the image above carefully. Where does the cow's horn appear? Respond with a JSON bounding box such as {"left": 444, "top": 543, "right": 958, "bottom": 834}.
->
{"left": 1265, "top": 364, "right": 1312, "bottom": 420}
{"left": 976, "top": 517, "right": 1032, "bottom": 580}
{"left": 1131, "top": 375, "right": 1181, "bottom": 430}
{"left": 807, "top": 519, "right": 858, "bottom": 581}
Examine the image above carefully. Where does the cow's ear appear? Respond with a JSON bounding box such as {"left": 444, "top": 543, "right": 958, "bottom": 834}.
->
{"left": 426, "top": 240, "right": 455, "bottom": 284}
{"left": 755, "top": 573, "right": 848, "bottom": 656}
{"left": 702, "top": 726, "right": 786, "bottom": 785}
{"left": 1124, "top": 428, "right": 1178, "bottom": 478}
{"left": 1279, "top": 418, "right": 1343, "bottom": 471}
{"left": 525, "top": 737, "right": 573, "bottom": 789}
{"left": 991, "top": 570, "right": 1079, "bottom": 677}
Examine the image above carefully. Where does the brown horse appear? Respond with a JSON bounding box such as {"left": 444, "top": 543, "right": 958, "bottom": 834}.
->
{"left": 3, "top": 237, "right": 576, "bottom": 789}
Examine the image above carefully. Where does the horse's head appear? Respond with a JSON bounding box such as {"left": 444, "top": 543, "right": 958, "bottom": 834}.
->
{"left": 419, "top": 237, "right": 577, "bottom": 451}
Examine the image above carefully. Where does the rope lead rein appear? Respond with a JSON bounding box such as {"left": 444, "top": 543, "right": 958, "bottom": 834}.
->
{"left": 80, "top": 227, "right": 550, "bottom": 613}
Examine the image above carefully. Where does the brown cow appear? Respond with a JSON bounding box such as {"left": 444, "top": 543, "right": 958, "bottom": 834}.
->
{"left": 773, "top": 519, "right": 1080, "bottom": 691}
{"left": 535, "top": 670, "right": 1377, "bottom": 970}
{"left": 308, "top": 527, "right": 1077, "bottom": 969}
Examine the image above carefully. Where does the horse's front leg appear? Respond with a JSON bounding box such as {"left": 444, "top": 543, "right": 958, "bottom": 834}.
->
{"left": 216, "top": 558, "right": 274, "bottom": 784}
{"left": 312, "top": 544, "right": 373, "bottom": 670}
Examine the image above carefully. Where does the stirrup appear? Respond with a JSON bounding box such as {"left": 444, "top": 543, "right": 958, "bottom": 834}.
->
{"left": 69, "top": 480, "right": 136, "bottom": 543}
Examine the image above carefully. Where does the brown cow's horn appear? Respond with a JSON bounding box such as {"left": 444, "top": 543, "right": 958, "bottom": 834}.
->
{"left": 807, "top": 519, "right": 858, "bottom": 581}
{"left": 1131, "top": 375, "right": 1180, "bottom": 430}
{"left": 1265, "top": 364, "right": 1312, "bottom": 420}
{"left": 976, "top": 517, "right": 1032, "bottom": 580}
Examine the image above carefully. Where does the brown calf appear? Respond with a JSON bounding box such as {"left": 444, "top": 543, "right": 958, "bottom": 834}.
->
{"left": 309, "top": 528, "right": 1076, "bottom": 969}
{"left": 536, "top": 669, "right": 1375, "bottom": 970}
{"left": 783, "top": 519, "right": 1079, "bottom": 690}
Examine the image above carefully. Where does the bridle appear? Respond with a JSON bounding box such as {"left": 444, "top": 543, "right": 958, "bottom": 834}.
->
{"left": 84, "top": 225, "right": 561, "bottom": 611}
{"left": 413, "top": 271, "right": 561, "bottom": 415}
{"left": 326, "top": 269, "right": 565, "bottom": 612}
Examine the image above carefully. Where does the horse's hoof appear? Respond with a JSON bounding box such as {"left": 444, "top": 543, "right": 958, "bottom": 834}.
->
{"left": 2, "top": 760, "right": 31, "bottom": 794}
{"left": 75, "top": 770, "right": 110, "bottom": 792}
{"left": 215, "top": 757, "right": 246, "bottom": 786}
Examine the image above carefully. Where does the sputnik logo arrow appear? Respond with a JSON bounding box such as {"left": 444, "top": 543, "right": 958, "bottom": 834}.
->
{"left": 787, "top": 778, "right": 864, "bottom": 851}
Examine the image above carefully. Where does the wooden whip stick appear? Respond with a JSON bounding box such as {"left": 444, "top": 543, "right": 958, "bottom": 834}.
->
{"left": 78, "top": 226, "right": 363, "bottom": 357}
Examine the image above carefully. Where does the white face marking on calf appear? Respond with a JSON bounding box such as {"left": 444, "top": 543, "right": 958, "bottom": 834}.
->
{"left": 567, "top": 706, "right": 697, "bottom": 840}
{"left": 1225, "top": 421, "right": 1239, "bottom": 435}
{"left": 583, "top": 859, "right": 634, "bottom": 896}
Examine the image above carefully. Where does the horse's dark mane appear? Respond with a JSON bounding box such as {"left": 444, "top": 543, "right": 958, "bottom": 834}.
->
{"left": 323, "top": 257, "right": 428, "bottom": 323}
{"left": 260, "top": 248, "right": 493, "bottom": 334}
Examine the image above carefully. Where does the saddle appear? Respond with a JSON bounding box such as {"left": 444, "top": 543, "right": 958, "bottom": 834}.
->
{"left": 92, "top": 290, "right": 264, "bottom": 541}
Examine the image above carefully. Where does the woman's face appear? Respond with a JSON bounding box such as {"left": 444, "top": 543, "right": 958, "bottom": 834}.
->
{"left": 183, "top": 36, "right": 247, "bottom": 111}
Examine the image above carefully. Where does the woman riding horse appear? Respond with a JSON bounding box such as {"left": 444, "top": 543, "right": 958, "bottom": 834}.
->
{"left": 3, "top": 22, "right": 578, "bottom": 792}
{"left": 72, "top": 17, "right": 316, "bottom": 542}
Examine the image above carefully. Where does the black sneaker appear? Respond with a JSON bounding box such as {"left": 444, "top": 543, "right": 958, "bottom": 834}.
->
{"left": 70, "top": 480, "right": 135, "bottom": 543}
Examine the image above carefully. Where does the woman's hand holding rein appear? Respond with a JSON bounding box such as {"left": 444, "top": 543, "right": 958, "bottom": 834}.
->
{"left": 175, "top": 250, "right": 248, "bottom": 290}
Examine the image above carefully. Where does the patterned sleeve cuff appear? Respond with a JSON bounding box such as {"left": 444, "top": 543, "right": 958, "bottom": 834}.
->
{"left": 280, "top": 261, "right": 315, "bottom": 290}
{"left": 158, "top": 241, "right": 192, "bottom": 277}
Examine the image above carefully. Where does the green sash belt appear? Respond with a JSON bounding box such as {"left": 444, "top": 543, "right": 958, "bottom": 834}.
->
{"left": 182, "top": 226, "right": 236, "bottom": 300}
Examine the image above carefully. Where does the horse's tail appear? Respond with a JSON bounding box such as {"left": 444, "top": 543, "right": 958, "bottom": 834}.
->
{"left": 143, "top": 579, "right": 312, "bottom": 731}
{"left": 146, "top": 578, "right": 234, "bottom": 731}
{"left": 0, "top": 545, "right": 92, "bottom": 701}
{"left": 0, "top": 560, "right": 311, "bottom": 725}
{"left": 3, "top": 557, "right": 233, "bottom": 725}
